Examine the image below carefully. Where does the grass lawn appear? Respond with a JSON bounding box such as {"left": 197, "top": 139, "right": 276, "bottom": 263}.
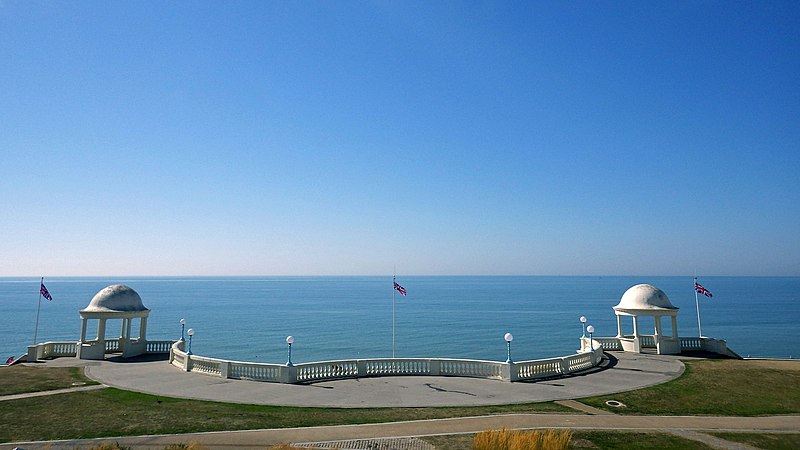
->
{"left": 0, "top": 365, "right": 99, "bottom": 396}
{"left": 568, "top": 431, "right": 715, "bottom": 449}
{"left": 3, "top": 357, "right": 799, "bottom": 445}
{"left": 579, "top": 358, "right": 800, "bottom": 416}
{"left": 421, "top": 431, "right": 718, "bottom": 449}
{"left": 708, "top": 432, "right": 800, "bottom": 450}
{"left": 0, "top": 388, "right": 571, "bottom": 443}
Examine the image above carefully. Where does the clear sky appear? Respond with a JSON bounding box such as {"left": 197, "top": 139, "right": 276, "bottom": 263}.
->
{"left": 1, "top": 1, "right": 798, "bottom": 276}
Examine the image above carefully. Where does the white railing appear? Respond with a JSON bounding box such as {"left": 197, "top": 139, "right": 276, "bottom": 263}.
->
{"left": 145, "top": 340, "right": 174, "bottom": 353}
{"left": 587, "top": 335, "right": 739, "bottom": 358}
{"left": 171, "top": 350, "right": 186, "bottom": 369}
{"left": 515, "top": 358, "right": 562, "bottom": 379}
{"left": 41, "top": 342, "right": 78, "bottom": 358}
{"left": 680, "top": 337, "right": 703, "bottom": 350}
{"left": 105, "top": 339, "right": 121, "bottom": 352}
{"left": 563, "top": 351, "right": 594, "bottom": 372}
{"left": 440, "top": 359, "right": 504, "bottom": 379}
{"left": 366, "top": 358, "right": 431, "bottom": 376}
{"left": 189, "top": 355, "right": 222, "bottom": 376}
{"left": 169, "top": 339, "right": 605, "bottom": 384}
{"left": 296, "top": 360, "right": 359, "bottom": 382}
{"left": 639, "top": 335, "right": 656, "bottom": 348}
{"left": 229, "top": 361, "right": 282, "bottom": 382}
{"left": 26, "top": 338, "right": 173, "bottom": 362}
{"left": 514, "top": 340, "right": 603, "bottom": 381}
{"left": 593, "top": 337, "right": 623, "bottom": 351}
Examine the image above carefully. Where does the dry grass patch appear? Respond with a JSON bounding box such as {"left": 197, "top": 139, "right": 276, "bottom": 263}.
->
{"left": 474, "top": 428, "right": 572, "bottom": 450}
{"left": 0, "top": 364, "right": 98, "bottom": 396}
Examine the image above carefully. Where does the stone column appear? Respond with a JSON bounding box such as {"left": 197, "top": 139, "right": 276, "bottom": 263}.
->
{"left": 632, "top": 316, "right": 641, "bottom": 353}
{"left": 140, "top": 317, "right": 148, "bottom": 340}
{"left": 654, "top": 316, "right": 662, "bottom": 354}
{"left": 616, "top": 315, "right": 623, "bottom": 337}
{"left": 97, "top": 319, "right": 107, "bottom": 353}
{"left": 79, "top": 318, "right": 88, "bottom": 344}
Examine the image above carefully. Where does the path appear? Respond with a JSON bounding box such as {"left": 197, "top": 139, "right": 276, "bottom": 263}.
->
{"left": 3, "top": 413, "right": 798, "bottom": 449}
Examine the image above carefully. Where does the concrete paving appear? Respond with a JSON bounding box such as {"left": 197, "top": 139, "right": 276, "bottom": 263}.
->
{"left": 51, "top": 351, "right": 685, "bottom": 407}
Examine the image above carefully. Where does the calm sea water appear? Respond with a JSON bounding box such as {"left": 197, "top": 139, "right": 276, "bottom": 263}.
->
{"left": 1, "top": 276, "right": 797, "bottom": 363}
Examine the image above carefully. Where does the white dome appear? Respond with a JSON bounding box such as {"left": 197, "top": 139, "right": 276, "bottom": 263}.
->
{"left": 614, "top": 284, "right": 678, "bottom": 312}
{"left": 82, "top": 285, "right": 148, "bottom": 313}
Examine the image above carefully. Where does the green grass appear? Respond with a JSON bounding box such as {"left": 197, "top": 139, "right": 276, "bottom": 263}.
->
{"left": 421, "top": 431, "right": 718, "bottom": 449}
{"left": 3, "top": 358, "right": 798, "bottom": 444}
{"left": 569, "top": 431, "right": 715, "bottom": 449}
{"left": 708, "top": 432, "right": 800, "bottom": 450}
{"left": 0, "top": 365, "right": 99, "bottom": 396}
{"left": 0, "top": 388, "right": 571, "bottom": 443}
{"left": 579, "top": 358, "right": 800, "bottom": 416}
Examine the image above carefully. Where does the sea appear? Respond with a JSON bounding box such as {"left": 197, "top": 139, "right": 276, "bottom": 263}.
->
{"left": 1, "top": 276, "right": 797, "bottom": 364}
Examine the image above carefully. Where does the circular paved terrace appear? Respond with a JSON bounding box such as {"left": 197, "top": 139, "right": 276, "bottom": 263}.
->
{"left": 42, "top": 351, "right": 684, "bottom": 407}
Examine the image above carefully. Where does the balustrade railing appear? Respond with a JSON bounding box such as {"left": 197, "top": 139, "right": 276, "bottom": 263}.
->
{"left": 26, "top": 338, "right": 173, "bottom": 362}
{"left": 171, "top": 350, "right": 186, "bottom": 369}
{"left": 639, "top": 335, "right": 656, "bottom": 348}
{"left": 680, "top": 337, "right": 702, "bottom": 350}
{"left": 190, "top": 355, "right": 222, "bottom": 376}
{"left": 169, "top": 336, "right": 606, "bottom": 385}
{"left": 41, "top": 342, "right": 78, "bottom": 358}
{"left": 594, "top": 337, "right": 623, "bottom": 351}
{"left": 564, "top": 352, "right": 594, "bottom": 372}
{"left": 515, "top": 358, "right": 562, "bottom": 379}
{"left": 440, "top": 359, "right": 504, "bottom": 379}
{"left": 296, "top": 361, "right": 359, "bottom": 382}
{"left": 229, "top": 361, "right": 282, "bottom": 382}
{"left": 366, "top": 359, "right": 431, "bottom": 376}
{"left": 105, "top": 339, "right": 121, "bottom": 352}
{"left": 145, "top": 340, "right": 174, "bottom": 353}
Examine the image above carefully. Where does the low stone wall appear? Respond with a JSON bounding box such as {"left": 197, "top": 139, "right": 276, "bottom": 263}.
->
{"left": 26, "top": 339, "right": 174, "bottom": 362}
{"left": 169, "top": 339, "right": 605, "bottom": 384}
{"left": 585, "top": 335, "right": 740, "bottom": 358}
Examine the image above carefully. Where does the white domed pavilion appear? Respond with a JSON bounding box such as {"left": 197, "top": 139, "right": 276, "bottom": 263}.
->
{"left": 76, "top": 285, "right": 151, "bottom": 360}
{"left": 613, "top": 284, "right": 681, "bottom": 355}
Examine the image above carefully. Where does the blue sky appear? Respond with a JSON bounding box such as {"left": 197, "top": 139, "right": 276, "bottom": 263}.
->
{"left": 1, "top": 1, "right": 798, "bottom": 276}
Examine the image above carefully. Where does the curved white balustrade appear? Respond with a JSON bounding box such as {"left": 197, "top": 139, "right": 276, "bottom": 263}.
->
{"left": 26, "top": 339, "right": 174, "bottom": 362}
{"left": 169, "top": 338, "right": 606, "bottom": 384}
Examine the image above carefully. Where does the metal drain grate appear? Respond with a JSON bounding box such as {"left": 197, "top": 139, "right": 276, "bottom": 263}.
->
{"left": 292, "top": 436, "right": 435, "bottom": 450}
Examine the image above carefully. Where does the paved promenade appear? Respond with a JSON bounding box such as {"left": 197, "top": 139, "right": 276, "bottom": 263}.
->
{"left": 46, "top": 351, "right": 684, "bottom": 407}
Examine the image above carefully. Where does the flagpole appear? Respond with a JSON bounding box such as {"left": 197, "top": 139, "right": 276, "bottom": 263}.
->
{"left": 694, "top": 276, "right": 703, "bottom": 338}
{"left": 392, "top": 270, "right": 396, "bottom": 359}
{"left": 33, "top": 277, "right": 43, "bottom": 345}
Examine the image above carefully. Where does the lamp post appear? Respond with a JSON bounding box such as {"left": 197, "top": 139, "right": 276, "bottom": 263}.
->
{"left": 580, "top": 316, "right": 587, "bottom": 338}
{"left": 586, "top": 325, "right": 594, "bottom": 350}
{"left": 186, "top": 328, "right": 194, "bottom": 355}
{"left": 180, "top": 318, "right": 186, "bottom": 341}
{"left": 286, "top": 335, "right": 294, "bottom": 366}
{"left": 504, "top": 332, "right": 514, "bottom": 363}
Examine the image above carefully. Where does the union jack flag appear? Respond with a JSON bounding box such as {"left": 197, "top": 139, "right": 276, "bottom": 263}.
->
{"left": 40, "top": 283, "right": 53, "bottom": 301}
{"left": 393, "top": 281, "right": 407, "bottom": 296}
{"left": 695, "top": 282, "right": 712, "bottom": 298}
